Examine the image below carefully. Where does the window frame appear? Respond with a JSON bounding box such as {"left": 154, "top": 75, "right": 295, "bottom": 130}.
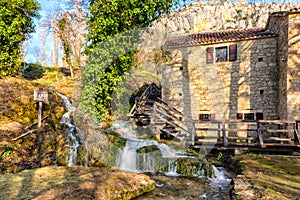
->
{"left": 199, "top": 113, "right": 215, "bottom": 121}
{"left": 215, "top": 46, "right": 228, "bottom": 62}
{"left": 237, "top": 112, "right": 263, "bottom": 121}
{"left": 206, "top": 44, "right": 237, "bottom": 64}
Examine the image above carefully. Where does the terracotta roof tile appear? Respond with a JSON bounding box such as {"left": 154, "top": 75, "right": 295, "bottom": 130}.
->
{"left": 165, "top": 28, "right": 276, "bottom": 47}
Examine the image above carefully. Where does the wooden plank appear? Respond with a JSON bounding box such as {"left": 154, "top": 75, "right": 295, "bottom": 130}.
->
{"left": 264, "top": 143, "right": 299, "bottom": 147}
{"left": 156, "top": 106, "right": 184, "bottom": 126}
{"left": 156, "top": 115, "right": 190, "bottom": 135}
{"left": 264, "top": 137, "right": 292, "bottom": 142}
{"left": 195, "top": 128, "right": 221, "bottom": 131}
{"left": 227, "top": 137, "right": 255, "bottom": 140}
{"left": 195, "top": 136, "right": 219, "bottom": 140}
{"left": 266, "top": 129, "right": 295, "bottom": 133}
{"left": 258, "top": 120, "right": 296, "bottom": 124}
{"left": 223, "top": 128, "right": 258, "bottom": 132}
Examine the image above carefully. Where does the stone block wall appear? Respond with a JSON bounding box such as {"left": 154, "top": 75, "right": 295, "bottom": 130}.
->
{"left": 287, "top": 13, "right": 300, "bottom": 119}
{"left": 163, "top": 36, "right": 279, "bottom": 120}
{"left": 266, "top": 11, "right": 300, "bottom": 120}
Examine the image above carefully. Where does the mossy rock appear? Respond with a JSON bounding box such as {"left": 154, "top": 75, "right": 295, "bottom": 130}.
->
{"left": 106, "top": 131, "right": 126, "bottom": 148}
{"left": 175, "top": 157, "right": 213, "bottom": 176}
{"left": 136, "top": 145, "right": 159, "bottom": 153}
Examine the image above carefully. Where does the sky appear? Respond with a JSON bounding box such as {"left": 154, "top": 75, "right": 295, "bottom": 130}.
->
{"left": 25, "top": 0, "right": 67, "bottom": 64}
{"left": 25, "top": 0, "right": 300, "bottom": 64}
{"left": 24, "top": 0, "right": 198, "bottom": 65}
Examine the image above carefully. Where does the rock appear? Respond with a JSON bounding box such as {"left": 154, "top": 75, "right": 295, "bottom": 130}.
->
{"left": 234, "top": 175, "right": 260, "bottom": 200}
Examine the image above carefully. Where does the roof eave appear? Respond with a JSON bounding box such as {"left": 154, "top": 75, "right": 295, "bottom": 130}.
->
{"left": 163, "top": 34, "right": 277, "bottom": 49}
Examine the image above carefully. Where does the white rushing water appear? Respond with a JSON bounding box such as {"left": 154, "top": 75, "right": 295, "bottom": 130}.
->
{"left": 209, "top": 165, "right": 233, "bottom": 192}
{"left": 112, "top": 121, "right": 184, "bottom": 173}
{"left": 49, "top": 86, "right": 83, "bottom": 166}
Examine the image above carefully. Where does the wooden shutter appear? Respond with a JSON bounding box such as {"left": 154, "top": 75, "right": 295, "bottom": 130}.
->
{"left": 256, "top": 113, "right": 264, "bottom": 120}
{"left": 237, "top": 113, "right": 243, "bottom": 120}
{"left": 199, "top": 114, "right": 204, "bottom": 120}
{"left": 206, "top": 47, "right": 214, "bottom": 64}
{"left": 229, "top": 44, "right": 237, "bottom": 61}
{"left": 210, "top": 114, "right": 215, "bottom": 120}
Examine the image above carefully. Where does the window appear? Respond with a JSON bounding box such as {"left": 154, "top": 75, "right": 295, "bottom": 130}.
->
{"left": 206, "top": 44, "right": 237, "bottom": 63}
{"left": 199, "top": 114, "right": 215, "bottom": 121}
{"left": 216, "top": 47, "right": 227, "bottom": 62}
{"left": 237, "top": 113, "right": 262, "bottom": 120}
{"left": 244, "top": 113, "right": 255, "bottom": 120}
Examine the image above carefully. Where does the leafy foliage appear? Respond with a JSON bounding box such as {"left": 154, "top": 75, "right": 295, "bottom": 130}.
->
{"left": 0, "top": 0, "right": 40, "bottom": 77}
{"left": 81, "top": 0, "right": 179, "bottom": 122}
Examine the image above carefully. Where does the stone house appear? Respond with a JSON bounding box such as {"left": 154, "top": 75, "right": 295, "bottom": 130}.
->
{"left": 162, "top": 9, "right": 300, "bottom": 121}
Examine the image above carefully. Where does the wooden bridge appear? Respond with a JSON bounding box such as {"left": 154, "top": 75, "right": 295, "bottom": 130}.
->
{"left": 129, "top": 83, "right": 300, "bottom": 152}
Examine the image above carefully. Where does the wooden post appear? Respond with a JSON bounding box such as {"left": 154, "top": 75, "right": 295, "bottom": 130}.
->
{"left": 34, "top": 90, "right": 48, "bottom": 128}
{"left": 191, "top": 121, "right": 195, "bottom": 146}
{"left": 38, "top": 101, "right": 43, "bottom": 127}
{"left": 222, "top": 121, "right": 227, "bottom": 146}
{"left": 217, "top": 122, "right": 221, "bottom": 141}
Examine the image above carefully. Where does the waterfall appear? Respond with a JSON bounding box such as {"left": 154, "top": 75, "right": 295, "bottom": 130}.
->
{"left": 115, "top": 137, "right": 179, "bottom": 172}
{"left": 113, "top": 121, "right": 207, "bottom": 176}
{"left": 49, "top": 86, "right": 83, "bottom": 166}
{"left": 209, "top": 165, "right": 233, "bottom": 192}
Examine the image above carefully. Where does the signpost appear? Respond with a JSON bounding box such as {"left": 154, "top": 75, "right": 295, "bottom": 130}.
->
{"left": 34, "top": 90, "right": 48, "bottom": 127}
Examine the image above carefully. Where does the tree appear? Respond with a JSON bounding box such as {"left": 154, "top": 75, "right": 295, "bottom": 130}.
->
{"left": 81, "top": 0, "right": 179, "bottom": 121}
{"left": 44, "top": 0, "right": 87, "bottom": 76}
{"left": 0, "top": 0, "right": 40, "bottom": 77}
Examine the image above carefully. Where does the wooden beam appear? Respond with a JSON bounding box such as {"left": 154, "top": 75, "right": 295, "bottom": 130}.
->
{"left": 12, "top": 129, "right": 38, "bottom": 141}
{"left": 266, "top": 129, "right": 295, "bottom": 133}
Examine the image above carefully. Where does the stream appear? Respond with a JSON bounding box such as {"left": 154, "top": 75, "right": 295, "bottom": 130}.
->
{"left": 111, "top": 121, "right": 234, "bottom": 199}
{"left": 49, "top": 86, "right": 84, "bottom": 166}
{"left": 50, "top": 90, "right": 234, "bottom": 199}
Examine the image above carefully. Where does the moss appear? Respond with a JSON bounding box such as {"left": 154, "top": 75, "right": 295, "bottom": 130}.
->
{"left": 106, "top": 131, "right": 126, "bottom": 148}
{"left": 136, "top": 145, "right": 159, "bottom": 153}
{"left": 234, "top": 154, "right": 300, "bottom": 199}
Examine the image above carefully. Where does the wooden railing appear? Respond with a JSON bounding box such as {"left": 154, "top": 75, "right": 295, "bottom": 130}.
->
{"left": 150, "top": 100, "right": 195, "bottom": 143}
{"left": 128, "top": 83, "right": 300, "bottom": 150}
{"left": 192, "top": 120, "right": 300, "bottom": 148}
{"left": 128, "top": 82, "right": 160, "bottom": 117}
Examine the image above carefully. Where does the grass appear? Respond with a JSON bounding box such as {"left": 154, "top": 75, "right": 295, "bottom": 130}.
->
{"left": 236, "top": 154, "right": 300, "bottom": 200}
{"left": 0, "top": 166, "right": 155, "bottom": 200}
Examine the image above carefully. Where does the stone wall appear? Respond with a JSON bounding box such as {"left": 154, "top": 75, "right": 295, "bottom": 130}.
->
{"left": 140, "top": 1, "right": 298, "bottom": 79}
{"left": 287, "top": 13, "right": 300, "bottom": 119}
{"left": 267, "top": 13, "right": 289, "bottom": 119}
{"left": 163, "top": 36, "right": 278, "bottom": 120}
{"left": 266, "top": 11, "right": 300, "bottom": 120}
{"left": 151, "top": 1, "right": 298, "bottom": 35}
